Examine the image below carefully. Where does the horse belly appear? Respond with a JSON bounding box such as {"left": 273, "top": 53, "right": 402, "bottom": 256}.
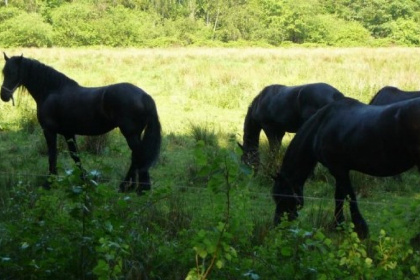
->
{"left": 318, "top": 142, "right": 413, "bottom": 177}
{"left": 352, "top": 160, "right": 413, "bottom": 177}
{"left": 56, "top": 118, "right": 115, "bottom": 136}
{"left": 347, "top": 149, "right": 414, "bottom": 176}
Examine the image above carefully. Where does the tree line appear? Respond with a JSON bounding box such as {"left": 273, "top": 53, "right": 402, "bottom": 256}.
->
{"left": 0, "top": 0, "right": 419, "bottom": 47}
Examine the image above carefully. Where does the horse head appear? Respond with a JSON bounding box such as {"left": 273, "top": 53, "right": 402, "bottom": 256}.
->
{"left": 272, "top": 172, "right": 303, "bottom": 225}
{"left": 237, "top": 142, "right": 260, "bottom": 171}
{"left": 1, "top": 53, "right": 23, "bottom": 105}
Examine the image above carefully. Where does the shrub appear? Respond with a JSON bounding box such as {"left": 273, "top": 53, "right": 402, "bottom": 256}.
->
{"left": 0, "top": 12, "right": 53, "bottom": 47}
{"left": 50, "top": 3, "right": 101, "bottom": 46}
{"left": 0, "top": 6, "right": 22, "bottom": 22}
{"left": 94, "top": 6, "right": 163, "bottom": 47}
{"left": 386, "top": 19, "right": 420, "bottom": 46}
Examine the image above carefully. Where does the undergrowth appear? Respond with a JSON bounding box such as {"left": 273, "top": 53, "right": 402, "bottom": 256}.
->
{"left": 0, "top": 140, "right": 419, "bottom": 279}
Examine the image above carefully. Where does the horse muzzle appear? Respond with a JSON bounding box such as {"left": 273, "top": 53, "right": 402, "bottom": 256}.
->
{"left": 1, "top": 86, "right": 17, "bottom": 105}
{"left": 1, "top": 92, "right": 11, "bottom": 102}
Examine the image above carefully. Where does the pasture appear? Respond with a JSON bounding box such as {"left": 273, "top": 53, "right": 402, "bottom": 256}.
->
{"left": 1, "top": 47, "right": 420, "bottom": 279}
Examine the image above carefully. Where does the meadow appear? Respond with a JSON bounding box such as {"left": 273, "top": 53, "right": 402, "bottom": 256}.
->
{"left": 1, "top": 47, "right": 420, "bottom": 279}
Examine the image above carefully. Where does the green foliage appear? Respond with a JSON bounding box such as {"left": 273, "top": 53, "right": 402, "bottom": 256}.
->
{"left": 187, "top": 140, "right": 252, "bottom": 279}
{"left": 189, "top": 123, "right": 218, "bottom": 147}
{"left": 386, "top": 18, "right": 420, "bottom": 46}
{"left": 93, "top": 6, "right": 163, "bottom": 47}
{"left": 1, "top": 0, "right": 420, "bottom": 47}
{"left": 3, "top": 48, "right": 420, "bottom": 279}
{"left": 0, "top": 11, "right": 53, "bottom": 47}
{"left": 50, "top": 3, "right": 101, "bottom": 46}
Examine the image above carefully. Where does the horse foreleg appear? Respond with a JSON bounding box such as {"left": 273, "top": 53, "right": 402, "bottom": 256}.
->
{"left": 43, "top": 130, "right": 58, "bottom": 174}
{"left": 333, "top": 179, "right": 346, "bottom": 226}
{"left": 263, "top": 127, "right": 285, "bottom": 173}
{"left": 346, "top": 181, "right": 369, "bottom": 239}
{"left": 334, "top": 171, "right": 369, "bottom": 239}
{"left": 43, "top": 130, "right": 57, "bottom": 188}
{"left": 262, "top": 124, "right": 284, "bottom": 151}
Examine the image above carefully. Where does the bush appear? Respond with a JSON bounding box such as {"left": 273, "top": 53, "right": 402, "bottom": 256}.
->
{"left": 94, "top": 5, "right": 163, "bottom": 47}
{"left": 51, "top": 3, "right": 101, "bottom": 46}
{"left": 387, "top": 19, "right": 420, "bottom": 46}
{"left": 0, "top": 6, "right": 22, "bottom": 22}
{"left": 0, "top": 12, "right": 53, "bottom": 47}
{"left": 307, "top": 15, "right": 373, "bottom": 46}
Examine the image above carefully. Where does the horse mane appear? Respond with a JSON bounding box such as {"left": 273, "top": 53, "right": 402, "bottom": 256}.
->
{"left": 21, "top": 57, "right": 78, "bottom": 92}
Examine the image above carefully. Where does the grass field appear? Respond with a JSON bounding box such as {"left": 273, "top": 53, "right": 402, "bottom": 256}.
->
{"left": 1, "top": 47, "right": 420, "bottom": 279}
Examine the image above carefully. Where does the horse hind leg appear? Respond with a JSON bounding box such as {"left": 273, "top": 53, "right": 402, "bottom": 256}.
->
{"left": 119, "top": 160, "right": 136, "bottom": 193}
{"left": 119, "top": 133, "right": 151, "bottom": 195}
{"left": 137, "top": 171, "right": 151, "bottom": 195}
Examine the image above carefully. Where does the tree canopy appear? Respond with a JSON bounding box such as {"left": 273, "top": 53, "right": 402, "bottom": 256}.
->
{"left": 1, "top": 0, "right": 419, "bottom": 47}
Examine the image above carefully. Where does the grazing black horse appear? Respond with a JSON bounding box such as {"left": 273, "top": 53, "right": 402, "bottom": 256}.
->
{"left": 273, "top": 96, "right": 420, "bottom": 239}
{"left": 369, "top": 86, "right": 420, "bottom": 105}
{"left": 238, "top": 83, "right": 344, "bottom": 171}
{"left": 369, "top": 86, "right": 420, "bottom": 181}
{"left": 1, "top": 54, "right": 161, "bottom": 194}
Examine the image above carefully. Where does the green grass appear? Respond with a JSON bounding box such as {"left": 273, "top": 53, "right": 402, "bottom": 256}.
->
{"left": 1, "top": 47, "right": 420, "bottom": 279}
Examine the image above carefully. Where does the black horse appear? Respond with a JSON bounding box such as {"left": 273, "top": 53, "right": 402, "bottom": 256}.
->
{"left": 369, "top": 86, "right": 420, "bottom": 105}
{"left": 1, "top": 54, "right": 161, "bottom": 194}
{"left": 238, "top": 83, "right": 344, "bottom": 171}
{"left": 273, "top": 96, "right": 420, "bottom": 239}
{"left": 369, "top": 86, "right": 420, "bottom": 181}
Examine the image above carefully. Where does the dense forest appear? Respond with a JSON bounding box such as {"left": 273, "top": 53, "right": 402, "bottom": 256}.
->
{"left": 1, "top": 0, "right": 420, "bottom": 48}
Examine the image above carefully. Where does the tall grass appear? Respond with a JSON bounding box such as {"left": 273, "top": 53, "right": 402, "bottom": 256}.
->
{"left": 1, "top": 48, "right": 420, "bottom": 278}
{"left": 2, "top": 47, "right": 420, "bottom": 218}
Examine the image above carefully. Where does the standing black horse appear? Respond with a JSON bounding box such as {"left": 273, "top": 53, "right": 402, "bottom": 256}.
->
{"left": 273, "top": 96, "right": 420, "bottom": 239}
{"left": 369, "top": 86, "right": 420, "bottom": 105}
{"left": 1, "top": 54, "right": 161, "bottom": 194}
{"left": 238, "top": 83, "right": 344, "bottom": 171}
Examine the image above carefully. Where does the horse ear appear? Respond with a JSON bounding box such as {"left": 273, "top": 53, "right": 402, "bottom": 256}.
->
{"left": 3, "top": 52, "right": 9, "bottom": 61}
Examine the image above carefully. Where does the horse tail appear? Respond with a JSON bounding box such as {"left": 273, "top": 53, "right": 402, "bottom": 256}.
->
{"left": 139, "top": 94, "right": 162, "bottom": 171}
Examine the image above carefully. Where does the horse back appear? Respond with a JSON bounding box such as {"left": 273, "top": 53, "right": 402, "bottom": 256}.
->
{"left": 250, "top": 83, "right": 342, "bottom": 126}
{"left": 312, "top": 97, "right": 420, "bottom": 175}
{"left": 369, "top": 86, "right": 420, "bottom": 105}
{"left": 296, "top": 82, "right": 344, "bottom": 121}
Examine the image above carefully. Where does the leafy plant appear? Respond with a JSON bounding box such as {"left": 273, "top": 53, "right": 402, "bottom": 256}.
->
{"left": 187, "top": 141, "right": 251, "bottom": 279}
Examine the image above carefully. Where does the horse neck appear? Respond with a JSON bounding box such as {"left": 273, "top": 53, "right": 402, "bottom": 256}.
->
{"left": 281, "top": 126, "right": 318, "bottom": 187}
{"left": 284, "top": 152, "right": 316, "bottom": 187}
{"left": 242, "top": 105, "right": 261, "bottom": 152}
{"left": 20, "top": 58, "right": 77, "bottom": 102}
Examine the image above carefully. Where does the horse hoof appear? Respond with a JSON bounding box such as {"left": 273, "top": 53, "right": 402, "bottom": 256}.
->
{"left": 410, "top": 233, "right": 420, "bottom": 249}
{"left": 354, "top": 221, "right": 369, "bottom": 239}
